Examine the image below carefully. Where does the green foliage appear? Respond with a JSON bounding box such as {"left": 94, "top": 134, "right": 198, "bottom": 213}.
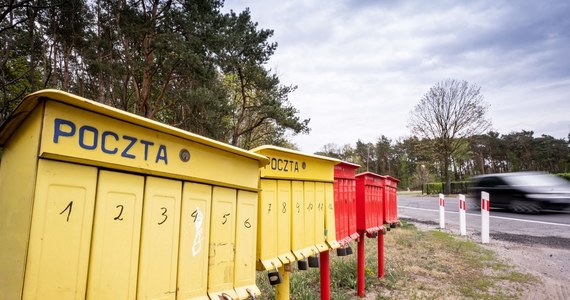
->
{"left": 1, "top": 0, "right": 308, "bottom": 148}
{"left": 423, "top": 182, "right": 444, "bottom": 195}
{"left": 556, "top": 173, "right": 570, "bottom": 181}
{"left": 317, "top": 130, "right": 570, "bottom": 192}
{"left": 255, "top": 220, "right": 534, "bottom": 299}
{"left": 408, "top": 79, "right": 492, "bottom": 193}
{"left": 422, "top": 181, "right": 470, "bottom": 195}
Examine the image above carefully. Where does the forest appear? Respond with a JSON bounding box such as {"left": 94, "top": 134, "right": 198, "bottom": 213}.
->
{"left": 316, "top": 131, "right": 570, "bottom": 190}
{"left": 2, "top": 1, "right": 569, "bottom": 189}
{"left": 1, "top": 0, "right": 309, "bottom": 150}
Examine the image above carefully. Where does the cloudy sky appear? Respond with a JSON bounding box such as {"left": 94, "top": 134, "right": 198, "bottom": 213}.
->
{"left": 222, "top": 0, "right": 570, "bottom": 154}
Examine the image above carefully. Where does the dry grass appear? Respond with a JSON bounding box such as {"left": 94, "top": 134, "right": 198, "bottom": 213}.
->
{"left": 255, "top": 221, "right": 535, "bottom": 299}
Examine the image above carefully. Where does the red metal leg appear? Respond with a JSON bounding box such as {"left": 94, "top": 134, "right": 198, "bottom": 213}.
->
{"left": 320, "top": 250, "right": 330, "bottom": 300}
{"left": 357, "top": 236, "right": 365, "bottom": 297}
{"left": 378, "top": 232, "right": 385, "bottom": 278}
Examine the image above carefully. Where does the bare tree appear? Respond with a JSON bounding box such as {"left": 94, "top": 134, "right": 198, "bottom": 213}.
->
{"left": 408, "top": 79, "right": 491, "bottom": 193}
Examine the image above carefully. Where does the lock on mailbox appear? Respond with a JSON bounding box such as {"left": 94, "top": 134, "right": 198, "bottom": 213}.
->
{"left": 267, "top": 265, "right": 282, "bottom": 285}
{"left": 297, "top": 259, "right": 308, "bottom": 270}
{"left": 308, "top": 255, "right": 320, "bottom": 268}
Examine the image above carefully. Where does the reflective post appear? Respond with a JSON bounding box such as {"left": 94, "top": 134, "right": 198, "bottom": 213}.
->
{"left": 459, "top": 194, "right": 467, "bottom": 236}
{"left": 439, "top": 193, "right": 445, "bottom": 229}
{"left": 481, "top": 192, "right": 490, "bottom": 243}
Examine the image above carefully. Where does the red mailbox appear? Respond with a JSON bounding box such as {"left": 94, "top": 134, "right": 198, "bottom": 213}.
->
{"left": 355, "top": 172, "right": 385, "bottom": 235}
{"left": 333, "top": 162, "right": 360, "bottom": 248}
{"left": 382, "top": 176, "right": 400, "bottom": 226}
{"left": 355, "top": 172, "right": 387, "bottom": 297}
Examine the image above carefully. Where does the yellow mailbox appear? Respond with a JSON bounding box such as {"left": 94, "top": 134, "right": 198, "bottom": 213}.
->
{"left": 0, "top": 90, "right": 268, "bottom": 300}
{"left": 251, "top": 145, "right": 340, "bottom": 272}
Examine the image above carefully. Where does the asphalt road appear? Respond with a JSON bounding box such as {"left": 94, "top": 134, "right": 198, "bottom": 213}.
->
{"left": 397, "top": 193, "right": 570, "bottom": 248}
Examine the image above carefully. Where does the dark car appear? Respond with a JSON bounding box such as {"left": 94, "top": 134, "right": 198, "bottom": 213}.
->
{"left": 468, "top": 172, "right": 570, "bottom": 213}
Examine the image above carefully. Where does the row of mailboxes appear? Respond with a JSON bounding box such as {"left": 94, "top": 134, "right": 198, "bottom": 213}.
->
{"left": 333, "top": 162, "right": 360, "bottom": 249}
{"left": 0, "top": 90, "right": 269, "bottom": 300}
{"left": 352, "top": 171, "right": 400, "bottom": 297}
{"left": 356, "top": 172, "right": 386, "bottom": 235}
{"left": 252, "top": 146, "right": 340, "bottom": 272}
{"left": 383, "top": 176, "right": 400, "bottom": 226}
{"left": 0, "top": 90, "right": 400, "bottom": 300}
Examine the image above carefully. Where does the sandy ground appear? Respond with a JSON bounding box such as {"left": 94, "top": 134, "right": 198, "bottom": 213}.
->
{"left": 407, "top": 218, "right": 570, "bottom": 300}
{"left": 481, "top": 236, "right": 570, "bottom": 300}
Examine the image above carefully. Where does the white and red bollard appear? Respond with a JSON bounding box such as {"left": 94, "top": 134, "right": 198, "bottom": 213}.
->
{"left": 481, "top": 192, "right": 490, "bottom": 243}
{"left": 459, "top": 194, "right": 467, "bottom": 236}
{"left": 439, "top": 193, "right": 445, "bottom": 229}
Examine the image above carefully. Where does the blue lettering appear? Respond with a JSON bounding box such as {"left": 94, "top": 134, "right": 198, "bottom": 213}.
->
{"left": 102, "top": 131, "right": 119, "bottom": 154}
{"left": 52, "top": 118, "right": 169, "bottom": 165}
{"left": 79, "top": 126, "right": 98, "bottom": 150}
{"left": 140, "top": 139, "right": 154, "bottom": 161}
{"left": 155, "top": 145, "right": 168, "bottom": 164}
{"left": 53, "top": 118, "right": 76, "bottom": 143}
{"left": 122, "top": 135, "right": 137, "bottom": 159}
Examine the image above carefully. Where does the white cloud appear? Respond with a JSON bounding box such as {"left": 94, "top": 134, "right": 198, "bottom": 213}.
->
{"left": 223, "top": 0, "right": 570, "bottom": 153}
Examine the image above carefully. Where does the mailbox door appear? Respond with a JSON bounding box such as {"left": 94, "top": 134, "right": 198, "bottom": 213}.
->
{"left": 234, "top": 190, "right": 260, "bottom": 299}
{"left": 342, "top": 180, "right": 350, "bottom": 241}
{"left": 366, "top": 185, "right": 374, "bottom": 230}
{"left": 290, "top": 180, "right": 305, "bottom": 259}
{"left": 355, "top": 177, "right": 365, "bottom": 232}
{"left": 382, "top": 179, "right": 389, "bottom": 224}
{"left": 23, "top": 160, "right": 97, "bottom": 300}
{"left": 178, "top": 182, "right": 212, "bottom": 299}
{"left": 314, "top": 182, "right": 328, "bottom": 252}
{"left": 385, "top": 185, "right": 393, "bottom": 224}
{"left": 377, "top": 186, "right": 384, "bottom": 228}
{"left": 303, "top": 182, "right": 319, "bottom": 257}
{"left": 257, "top": 180, "right": 281, "bottom": 270}
{"left": 87, "top": 171, "right": 144, "bottom": 300}
{"left": 208, "top": 187, "right": 238, "bottom": 299}
{"left": 368, "top": 184, "right": 378, "bottom": 229}
{"left": 391, "top": 186, "right": 398, "bottom": 223}
{"left": 277, "top": 180, "right": 295, "bottom": 264}
{"left": 324, "top": 183, "right": 339, "bottom": 249}
{"left": 348, "top": 179, "right": 358, "bottom": 239}
{"left": 137, "top": 177, "right": 182, "bottom": 300}
{"left": 333, "top": 179, "right": 344, "bottom": 243}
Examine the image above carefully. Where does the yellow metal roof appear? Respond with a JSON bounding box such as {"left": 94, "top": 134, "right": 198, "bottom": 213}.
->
{"left": 251, "top": 145, "right": 340, "bottom": 163}
{"left": 251, "top": 145, "right": 340, "bottom": 181}
{"left": 0, "top": 89, "right": 269, "bottom": 166}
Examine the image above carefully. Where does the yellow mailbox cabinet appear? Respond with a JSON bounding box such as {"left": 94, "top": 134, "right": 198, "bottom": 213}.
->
{"left": 0, "top": 90, "right": 268, "bottom": 300}
{"left": 251, "top": 145, "right": 340, "bottom": 273}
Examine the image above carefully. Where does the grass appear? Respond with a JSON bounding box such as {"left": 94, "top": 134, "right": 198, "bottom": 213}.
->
{"left": 255, "top": 221, "right": 535, "bottom": 299}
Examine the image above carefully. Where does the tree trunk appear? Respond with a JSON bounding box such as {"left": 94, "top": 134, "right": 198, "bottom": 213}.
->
{"left": 444, "top": 156, "right": 451, "bottom": 194}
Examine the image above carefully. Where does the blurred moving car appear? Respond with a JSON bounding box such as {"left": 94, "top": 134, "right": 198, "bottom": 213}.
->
{"left": 469, "top": 172, "right": 570, "bottom": 213}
